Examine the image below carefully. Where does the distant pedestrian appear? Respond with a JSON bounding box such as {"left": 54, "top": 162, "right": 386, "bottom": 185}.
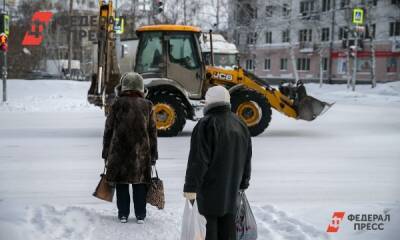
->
{"left": 183, "top": 86, "right": 252, "bottom": 240}
{"left": 102, "top": 72, "right": 158, "bottom": 224}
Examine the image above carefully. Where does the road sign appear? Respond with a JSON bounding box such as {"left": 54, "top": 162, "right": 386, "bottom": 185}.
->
{"left": 352, "top": 8, "right": 364, "bottom": 25}
{"left": 114, "top": 17, "right": 124, "bottom": 35}
{"left": 0, "top": 14, "right": 10, "bottom": 36}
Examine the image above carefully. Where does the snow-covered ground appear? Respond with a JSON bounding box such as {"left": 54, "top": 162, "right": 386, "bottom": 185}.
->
{"left": 0, "top": 80, "right": 399, "bottom": 240}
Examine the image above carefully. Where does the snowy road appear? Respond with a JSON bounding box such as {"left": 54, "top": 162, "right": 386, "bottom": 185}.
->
{"left": 0, "top": 80, "right": 399, "bottom": 239}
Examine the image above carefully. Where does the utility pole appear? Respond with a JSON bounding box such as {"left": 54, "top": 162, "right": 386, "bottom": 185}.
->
{"left": 288, "top": 0, "right": 299, "bottom": 84}
{"left": 67, "top": 0, "right": 73, "bottom": 80}
{"left": 183, "top": 0, "right": 187, "bottom": 25}
{"left": 216, "top": 0, "right": 220, "bottom": 31}
{"left": 352, "top": 31, "right": 358, "bottom": 91}
{"left": 328, "top": 0, "right": 336, "bottom": 84}
{"left": 2, "top": 0, "right": 7, "bottom": 103}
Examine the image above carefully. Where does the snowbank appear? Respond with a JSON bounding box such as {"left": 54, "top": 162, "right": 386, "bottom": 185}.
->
{"left": 1, "top": 80, "right": 399, "bottom": 113}
{"left": 0, "top": 80, "right": 97, "bottom": 112}
{"left": 0, "top": 201, "right": 329, "bottom": 240}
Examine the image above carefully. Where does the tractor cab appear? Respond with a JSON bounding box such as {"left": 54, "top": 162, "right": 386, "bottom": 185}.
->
{"left": 135, "top": 25, "right": 206, "bottom": 99}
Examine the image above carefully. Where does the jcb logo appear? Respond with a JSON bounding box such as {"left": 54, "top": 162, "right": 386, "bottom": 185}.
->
{"left": 327, "top": 212, "right": 346, "bottom": 233}
{"left": 22, "top": 12, "right": 53, "bottom": 46}
{"left": 212, "top": 73, "right": 233, "bottom": 81}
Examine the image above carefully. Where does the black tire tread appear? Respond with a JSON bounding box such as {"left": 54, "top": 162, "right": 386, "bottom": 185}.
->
{"left": 231, "top": 89, "right": 272, "bottom": 136}
{"left": 148, "top": 91, "right": 186, "bottom": 137}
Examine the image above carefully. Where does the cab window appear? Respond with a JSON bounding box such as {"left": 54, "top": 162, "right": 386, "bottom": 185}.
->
{"left": 135, "top": 32, "right": 163, "bottom": 73}
{"left": 168, "top": 33, "right": 200, "bottom": 70}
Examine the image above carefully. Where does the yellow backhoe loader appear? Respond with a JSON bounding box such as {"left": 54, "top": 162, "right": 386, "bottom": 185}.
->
{"left": 88, "top": 1, "right": 332, "bottom": 137}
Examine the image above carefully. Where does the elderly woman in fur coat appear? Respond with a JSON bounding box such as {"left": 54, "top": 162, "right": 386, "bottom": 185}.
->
{"left": 102, "top": 72, "right": 158, "bottom": 224}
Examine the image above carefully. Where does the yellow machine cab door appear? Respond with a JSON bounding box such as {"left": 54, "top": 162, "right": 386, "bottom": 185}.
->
{"left": 165, "top": 32, "right": 204, "bottom": 99}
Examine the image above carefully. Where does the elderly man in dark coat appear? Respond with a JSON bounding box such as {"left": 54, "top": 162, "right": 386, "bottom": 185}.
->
{"left": 183, "top": 86, "right": 252, "bottom": 240}
{"left": 102, "top": 72, "right": 158, "bottom": 224}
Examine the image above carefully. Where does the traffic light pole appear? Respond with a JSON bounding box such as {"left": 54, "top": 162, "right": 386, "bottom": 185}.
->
{"left": 2, "top": 51, "right": 6, "bottom": 102}
{"left": 1, "top": 0, "right": 6, "bottom": 103}
{"left": 352, "top": 31, "right": 358, "bottom": 92}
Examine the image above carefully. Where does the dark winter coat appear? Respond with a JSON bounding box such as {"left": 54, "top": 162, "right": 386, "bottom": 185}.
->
{"left": 102, "top": 91, "right": 158, "bottom": 184}
{"left": 184, "top": 102, "right": 252, "bottom": 216}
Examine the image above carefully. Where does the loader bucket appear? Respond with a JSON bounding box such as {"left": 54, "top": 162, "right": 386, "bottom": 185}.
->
{"left": 296, "top": 96, "right": 333, "bottom": 121}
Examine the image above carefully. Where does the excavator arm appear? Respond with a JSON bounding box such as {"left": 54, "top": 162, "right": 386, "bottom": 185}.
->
{"left": 206, "top": 66, "right": 332, "bottom": 121}
{"left": 88, "top": 0, "right": 121, "bottom": 111}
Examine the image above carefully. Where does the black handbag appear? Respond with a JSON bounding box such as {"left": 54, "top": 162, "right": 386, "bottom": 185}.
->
{"left": 146, "top": 166, "right": 165, "bottom": 209}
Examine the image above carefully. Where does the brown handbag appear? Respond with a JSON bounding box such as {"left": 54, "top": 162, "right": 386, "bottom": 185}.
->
{"left": 146, "top": 166, "right": 165, "bottom": 209}
{"left": 93, "top": 167, "right": 115, "bottom": 202}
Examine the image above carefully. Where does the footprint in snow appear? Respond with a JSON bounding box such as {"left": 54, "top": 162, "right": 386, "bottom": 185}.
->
{"left": 253, "top": 205, "right": 330, "bottom": 240}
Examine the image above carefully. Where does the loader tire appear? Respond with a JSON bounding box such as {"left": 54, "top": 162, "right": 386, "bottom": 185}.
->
{"left": 231, "top": 90, "right": 272, "bottom": 136}
{"left": 148, "top": 91, "right": 186, "bottom": 137}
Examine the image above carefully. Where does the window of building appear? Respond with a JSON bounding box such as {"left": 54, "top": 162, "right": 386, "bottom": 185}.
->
{"left": 391, "top": 0, "right": 400, "bottom": 5}
{"left": 387, "top": 57, "right": 398, "bottom": 72}
{"left": 243, "top": 3, "right": 257, "bottom": 19}
{"left": 322, "top": 0, "right": 331, "bottom": 12}
{"left": 247, "top": 32, "right": 257, "bottom": 44}
{"left": 282, "top": 3, "right": 290, "bottom": 17}
{"left": 340, "top": 0, "right": 350, "bottom": 9}
{"left": 264, "top": 58, "right": 271, "bottom": 70}
{"left": 266, "top": 5, "right": 273, "bottom": 17}
{"left": 300, "top": 1, "right": 314, "bottom": 15}
{"left": 246, "top": 59, "right": 255, "bottom": 70}
{"left": 365, "top": 24, "right": 376, "bottom": 39}
{"left": 297, "top": 58, "right": 311, "bottom": 71}
{"left": 299, "top": 29, "right": 312, "bottom": 42}
{"left": 390, "top": 21, "right": 400, "bottom": 37}
{"left": 265, "top": 31, "right": 272, "bottom": 44}
{"left": 322, "top": 57, "right": 328, "bottom": 71}
{"left": 89, "top": 1, "right": 95, "bottom": 8}
{"left": 280, "top": 58, "right": 288, "bottom": 70}
{"left": 282, "top": 29, "right": 290, "bottom": 42}
{"left": 321, "top": 27, "right": 330, "bottom": 41}
{"left": 338, "top": 26, "right": 349, "bottom": 40}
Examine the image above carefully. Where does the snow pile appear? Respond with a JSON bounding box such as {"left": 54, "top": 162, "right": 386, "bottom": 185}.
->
{"left": 305, "top": 81, "right": 400, "bottom": 104}
{"left": 0, "top": 201, "right": 328, "bottom": 240}
{"left": 0, "top": 80, "right": 97, "bottom": 112}
{"left": 1, "top": 80, "right": 399, "bottom": 113}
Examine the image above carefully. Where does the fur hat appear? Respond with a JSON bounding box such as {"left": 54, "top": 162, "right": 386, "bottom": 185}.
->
{"left": 120, "top": 72, "right": 144, "bottom": 93}
{"left": 205, "top": 86, "right": 231, "bottom": 106}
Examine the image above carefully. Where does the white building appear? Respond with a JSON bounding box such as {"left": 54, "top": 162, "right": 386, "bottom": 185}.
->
{"left": 229, "top": 0, "right": 400, "bottom": 83}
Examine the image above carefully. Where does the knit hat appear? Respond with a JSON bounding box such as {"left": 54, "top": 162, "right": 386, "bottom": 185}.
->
{"left": 205, "top": 86, "right": 231, "bottom": 106}
{"left": 120, "top": 72, "right": 144, "bottom": 93}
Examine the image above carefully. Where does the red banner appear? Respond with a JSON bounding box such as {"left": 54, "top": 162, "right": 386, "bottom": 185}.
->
{"left": 331, "top": 51, "right": 400, "bottom": 59}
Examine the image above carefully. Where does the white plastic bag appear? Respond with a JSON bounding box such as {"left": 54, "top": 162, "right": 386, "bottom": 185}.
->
{"left": 180, "top": 200, "right": 207, "bottom": 240}
{"left": 236, "top": 192, "right": 257, "bottom": 240}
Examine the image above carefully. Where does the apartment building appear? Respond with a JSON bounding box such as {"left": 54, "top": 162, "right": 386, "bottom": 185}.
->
{"left": 229, "top": 0, "right": 400, "bottom": 83}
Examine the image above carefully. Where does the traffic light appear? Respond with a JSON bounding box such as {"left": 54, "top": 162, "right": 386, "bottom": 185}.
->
{"left": 153, "top": 0, "right": 164, "bottom": 14}
{"left": 0, "top": 13, "right": 10, "bottom": 36}
{"left": 0, "top": 33, "right": 8, "bottom": 52}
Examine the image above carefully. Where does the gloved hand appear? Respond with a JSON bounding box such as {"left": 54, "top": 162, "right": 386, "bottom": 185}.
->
{"left": 183, "top": 192, "right": 197, "bottom": 200}
{"left": 151, "top": 159, "right": 156, "bottom": 166}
